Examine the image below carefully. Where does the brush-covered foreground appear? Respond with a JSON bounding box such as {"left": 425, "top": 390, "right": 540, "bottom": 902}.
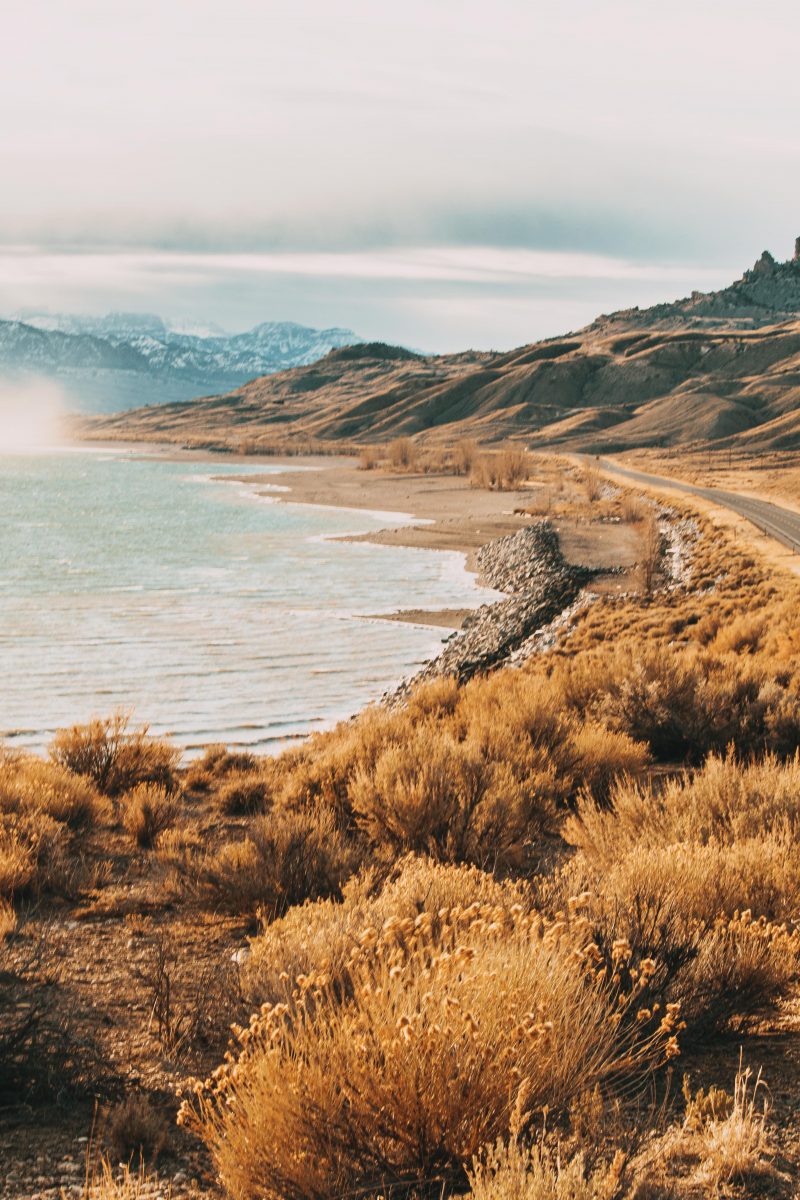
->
{"left": 3, "top": 498, "right": 800, "bottom": 1199}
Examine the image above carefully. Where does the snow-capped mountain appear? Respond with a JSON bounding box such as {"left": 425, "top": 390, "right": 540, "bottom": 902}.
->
{"left": 0, "top": 313, "right": 363, "bottom": 412}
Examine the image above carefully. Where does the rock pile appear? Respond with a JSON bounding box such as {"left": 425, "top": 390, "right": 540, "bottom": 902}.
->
{"left": 390, "top": 521, "right": 594, "bottom": 700}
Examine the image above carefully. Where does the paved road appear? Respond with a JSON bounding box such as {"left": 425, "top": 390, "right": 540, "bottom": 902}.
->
{"left": 597, "top": 458, "right": 800, "bottom": 555}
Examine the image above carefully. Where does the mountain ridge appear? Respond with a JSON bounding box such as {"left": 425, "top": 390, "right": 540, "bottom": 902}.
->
{"left": 83, "top": 241, "right": 800, "bottom": 454}
{"left": 0, "top": 313, "right": 363, "bottom": 413}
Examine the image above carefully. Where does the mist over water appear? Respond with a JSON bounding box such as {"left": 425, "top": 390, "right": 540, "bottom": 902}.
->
{"left": 0, "top": 378, "right": 66, "bottom": 452}
{"left": 0, "top": 450, "right": 491, "bottom": 755}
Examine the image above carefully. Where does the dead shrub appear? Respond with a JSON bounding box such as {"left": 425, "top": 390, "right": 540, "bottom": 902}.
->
{"left": 51, "top": 712, "right": 180, "bottom": 797}
{"left": 454, "top": 438, "right": 480, "bottom": 476}
{"left": 120, "top": 784, "right": 179, "bottom": 849}
{"left": 103, "top": 1094, "right": 169, "bottom": 1167}
{"left": 357, "top": 445, "right": 380, "bottom": 470}
{"left": 583, "top": 464, "right": 602, "bottom": 502}
{"left": 637, "top": 511, "right": 664, "bottom": 594}
{"left": 620, "top": 494, "right": 645, "bottom": 524}
{"left": 497, "top": 446, "right": 532, "bottom": 490}
{"left": 471, "top": 454, "right": 499, "bottom": 490}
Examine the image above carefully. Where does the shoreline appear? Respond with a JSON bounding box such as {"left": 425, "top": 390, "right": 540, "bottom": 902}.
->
{"left": 84, "top": 440, "right": 535, "bottom": 625}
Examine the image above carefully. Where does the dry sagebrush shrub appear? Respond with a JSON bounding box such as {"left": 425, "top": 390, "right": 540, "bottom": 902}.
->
{"left": 0, "top": 812, "right": 67, "bottom": 898}
{"left": 274, "top": 672, "right": 648, "bottom": 855}
{"left": 198, "top": 805, "right": 357, "bottom": 916}
{"left": 242, "top": 855, "right": 530, "bottom": 1008}
{"left": 215, "top": 770, "right": 272, "bottom": 816}
{"left": 567, "top": 754, "right": 800, "bottom": 922}
{"left": 553, "top": 646, "right": 800, "bottom": 762}
{"left": 567, "top": 753, "right": 800, "bottom": 866}
{"left": 184, "top": 743, "right": 259, "bottom": 796}
{"left": 50, "top": 711, "right": 181, "bottom": 797}
{"left": 0, "top": 753, "right": 105, "bottom": 831}
{"left": 560, "top": 755, "right": 800, "bottom": 1038}
{"left": 348, "top": 731, "right": 548, "bottom": 870}
{"left": 180, "top": 906, "right": 680, "bottom": 1200}
{"left": 120, "top": 783, "right": 180, "bottom": 849}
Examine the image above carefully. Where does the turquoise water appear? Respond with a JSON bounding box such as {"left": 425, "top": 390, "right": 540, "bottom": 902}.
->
{"left": 0, "top": 449, "right": 490, "bottom": 755}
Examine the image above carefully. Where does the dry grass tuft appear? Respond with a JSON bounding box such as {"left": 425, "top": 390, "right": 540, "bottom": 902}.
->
{"left": 692, "top": 1064, "right": 774, "bottom": 1188}
{"left": 467, "top": 1138, "right": 626, "bottom": 1200}
{"left": 71, "top": 1157, "right": 172, "bottom": 1199}
{"left": 0, "top": 897, "right": 17, "bottom": 940}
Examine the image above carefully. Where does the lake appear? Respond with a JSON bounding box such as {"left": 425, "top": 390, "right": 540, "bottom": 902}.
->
{"left": 0, "top": 449, "right": 490, "bottom": 755}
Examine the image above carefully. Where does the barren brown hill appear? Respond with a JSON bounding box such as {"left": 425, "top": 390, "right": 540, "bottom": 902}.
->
{"left": 82, "top": 246, "right": 800, "bottom": 454}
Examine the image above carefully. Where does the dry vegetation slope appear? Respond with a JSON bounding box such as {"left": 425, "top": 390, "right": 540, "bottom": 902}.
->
{"left": 81, "top": 248, "right": 800, "bottom": 456}
{"left": 4, "top": 486, "right": 800, "bottom": 1198}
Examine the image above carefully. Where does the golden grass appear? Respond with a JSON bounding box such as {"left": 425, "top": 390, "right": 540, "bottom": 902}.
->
{"left": 467, "top": 1138, "right": 626, "bottom": 1200}
{"left": 68, "top": 1158, "right": 172, "bottom": 1200}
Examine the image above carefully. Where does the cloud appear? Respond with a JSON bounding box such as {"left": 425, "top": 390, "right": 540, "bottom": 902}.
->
{"left": 0, "top": 244, "right": 737, "bottom": 352}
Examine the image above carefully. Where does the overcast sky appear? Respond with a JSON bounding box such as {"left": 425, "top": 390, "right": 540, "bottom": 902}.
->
{"left": 2, "top": 0, "right": 799, "bottom": 349}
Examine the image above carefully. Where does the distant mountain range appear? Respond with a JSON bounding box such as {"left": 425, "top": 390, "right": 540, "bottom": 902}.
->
{"left": 86, "top": 242, "right": 800, "bottom": 453}
{"left": 0, "top": 312, "right": 362, "bottom": 412}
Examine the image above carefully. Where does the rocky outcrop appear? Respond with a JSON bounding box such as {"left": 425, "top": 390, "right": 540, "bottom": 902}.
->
{"left": 390, "top": 521, "right": 595, "bottom": 700}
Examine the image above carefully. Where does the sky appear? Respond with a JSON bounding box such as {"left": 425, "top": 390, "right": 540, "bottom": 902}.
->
{"left": 2, "top": 0, "right": 799, "bottom": 351}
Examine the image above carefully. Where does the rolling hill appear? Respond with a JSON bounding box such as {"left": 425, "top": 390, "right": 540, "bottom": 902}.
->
{"left": 82, "top": 243, "right": 800, "bottom": 452}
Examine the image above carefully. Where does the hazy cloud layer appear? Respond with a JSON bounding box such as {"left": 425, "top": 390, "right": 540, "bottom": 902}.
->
{"left": 3, "top": 0, "right": 798, "bottom": 345}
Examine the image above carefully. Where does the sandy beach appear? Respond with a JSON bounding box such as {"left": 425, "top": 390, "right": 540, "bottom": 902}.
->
{"left": 227, "top": 459, "right": 539, "bottom": 564}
